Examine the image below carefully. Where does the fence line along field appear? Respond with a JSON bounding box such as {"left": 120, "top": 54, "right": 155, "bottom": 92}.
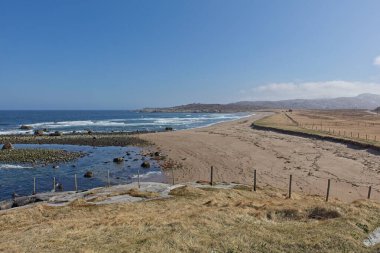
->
{"left": 255, "top": 109, "right": 380, "bottom": 147}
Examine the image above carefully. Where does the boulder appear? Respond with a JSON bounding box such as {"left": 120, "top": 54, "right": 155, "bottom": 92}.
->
{"left": 84, "top": 171, "right": 93, "bottom": 178}
{"left": 20, "top": 125, "right": 33, "bottom": 130}
{"left": 1, "top": 142, "right": 13, "bottom": 150}
{"left": 113, "top": 157, "right": 124, "bottom": 163}
{"left": 141, "top": 161, "right": 151, "bottom": 168}
{"left": 154, "top": 152, "right": 161, "bottom": 157}
{"left": 165, "top": 127, "right": 173, "bottom": 131}
{"left": 49, "top": 131, "right": 63, "bottom": 136}
{"left": 34, "top": 130, "right": 44, "bottom": 136}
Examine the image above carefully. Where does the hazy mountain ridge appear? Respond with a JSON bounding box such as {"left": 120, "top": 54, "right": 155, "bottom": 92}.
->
{"left": 142, "top": 93, "right": 380, "bottom": 112}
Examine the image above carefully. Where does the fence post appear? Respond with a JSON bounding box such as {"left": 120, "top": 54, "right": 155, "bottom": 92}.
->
{"left": 171, "top": 167, "right": 175, "bottom": 185}
{"left": 33, "top": 177, "right": 36, "bottom": 195}
{"left": 253, "top": 169, "right": 257, "bottom": 192}
{"left": 288, "top": 175, "right": 292, "bottom": 199}
{"left": 53, "top": 177, "right": 56, "bottom": 192}
{"left": 107, "top": 170, "right": 110, "bottom": 187}
{"left": 74, "top": 174, "right": 78, "bottom": 192}
{"left": 326, "top": 179, "right": 331, "bottom": 202}
{"left": 368, "top": 186, "right": 372, "bottom": 200}
{"left": 210, "top": 166, "right": 214, "bottom": 186}
{"left": 137, "top": 167, "right": 141, "bottom": 188}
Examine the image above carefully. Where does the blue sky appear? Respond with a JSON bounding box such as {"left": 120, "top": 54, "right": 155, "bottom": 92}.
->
{"left": 1, "top": 0, "right": 380, "bottom": 109}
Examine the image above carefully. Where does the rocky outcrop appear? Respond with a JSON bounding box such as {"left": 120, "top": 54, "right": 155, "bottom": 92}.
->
{"left": 1, "top": 142, "right": 13, "bottom": 150}
{"left": 20, "top": 125, "right": 33, "bottom": 130}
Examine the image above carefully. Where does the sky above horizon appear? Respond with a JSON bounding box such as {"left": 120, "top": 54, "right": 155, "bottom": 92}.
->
{"left": 1, "top": 0, "right": 380, "bottom": 109}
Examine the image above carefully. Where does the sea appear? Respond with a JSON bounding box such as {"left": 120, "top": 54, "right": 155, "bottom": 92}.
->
{"left": 0, "top": 111, "right": 251, "bottom": 201}
{"left": 0, "top": 110, "right": 250, "bottom": 135}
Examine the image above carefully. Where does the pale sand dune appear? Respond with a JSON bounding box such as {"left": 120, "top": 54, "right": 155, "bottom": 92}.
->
{"left": 141, "top": 112, "right": 380, "bottom": 202}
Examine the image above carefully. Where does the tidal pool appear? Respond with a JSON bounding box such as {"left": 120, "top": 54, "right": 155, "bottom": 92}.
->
{"left": 0, "top": 144, "right": 164, "bottom": 201}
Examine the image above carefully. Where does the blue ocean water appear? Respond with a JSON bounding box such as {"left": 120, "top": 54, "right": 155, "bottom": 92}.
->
{"left": 0, "top": 111, "right": 251, "bottom": 135}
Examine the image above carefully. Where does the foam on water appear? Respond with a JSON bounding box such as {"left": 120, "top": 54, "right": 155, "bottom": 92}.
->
{"left": 0, "top": 164, "right": 34, "bottom": 169}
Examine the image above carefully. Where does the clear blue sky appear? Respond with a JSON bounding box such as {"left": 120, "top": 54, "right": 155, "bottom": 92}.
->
{"left": 1, "top": 0, "right": 380, "bottom": 109}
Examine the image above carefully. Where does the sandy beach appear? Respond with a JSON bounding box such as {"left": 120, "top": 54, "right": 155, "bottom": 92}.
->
{"left": 142, "top": 112, "right": 380, "bottom": 202}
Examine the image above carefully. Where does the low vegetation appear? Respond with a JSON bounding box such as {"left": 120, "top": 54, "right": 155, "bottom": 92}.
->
{"left": 0, "top": 185, "right": 379, "bottom": 252}
{"left": 0, "top": 148, "right": 83, "bottom": 164}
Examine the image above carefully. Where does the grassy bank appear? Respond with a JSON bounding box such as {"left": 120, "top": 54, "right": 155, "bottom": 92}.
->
{"left": 0, "top": 184, "right": 379, "bottom": 252}
{"left": 253, "top": 111, "right": 380, "bottom": 150}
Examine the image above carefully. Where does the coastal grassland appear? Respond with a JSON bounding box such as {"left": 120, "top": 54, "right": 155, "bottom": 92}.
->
{"left": 0, "top": 133, "right": 151, "bottom": 147}
{"left": 0, "top": 148, "right": 83, "bottom": 164}
{"left": 253, "top": 110, "right": 380, "bottom": 149}
{"left": 0, "top": 185, "right": 379, "bottom": 252}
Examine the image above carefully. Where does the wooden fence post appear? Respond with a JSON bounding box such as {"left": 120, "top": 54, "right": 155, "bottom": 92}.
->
{"left": 74, "top": 174, "right": 78, "bottom": 192}
{"left": 53, "top": 177, "right": 56, "bottom": 192}
{"left": 172, "top": 167, "right": 175, "bottom": 185}
{"left": 326, "top": 179, "right": 331, "bottom": 202}
{"left": 33, "top": 177, "right": 36, "bottom": 195}
{"left": 138, "top": 167, "right": 141, "bottom": 188}
{"left": 210, "top": 166, "right": 214, "bottom": 186}
{"left": 368, "top": 186, "right": 372, "bottom": 200}
{"left": 288, "top": 175, "right": 292, "bottom": 199}
{"left": 253, "top": 169, "right": 257, "bottom": 192}
{"left": 107, "top": 170, "right": 110, "bottom": 187}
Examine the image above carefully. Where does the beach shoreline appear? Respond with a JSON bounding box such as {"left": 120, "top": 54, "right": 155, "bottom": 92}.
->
{"left": 141, "top": 112, "right": 380, "bottom": 202}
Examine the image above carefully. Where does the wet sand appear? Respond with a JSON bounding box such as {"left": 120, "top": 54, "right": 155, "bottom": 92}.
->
{"left": 141, "top": 112, "right": 380, "bottom": 202}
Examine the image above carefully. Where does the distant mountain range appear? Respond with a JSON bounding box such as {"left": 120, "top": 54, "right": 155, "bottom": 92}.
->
{"left": 142, "top": 93, "right": 380, "bottom": 113}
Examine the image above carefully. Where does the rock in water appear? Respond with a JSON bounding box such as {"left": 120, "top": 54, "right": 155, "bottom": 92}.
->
{"left": 1, "top": 142, "right": 13, "bottom": 150}
{"left": 113, "top": 157, "right": 124, "bottom": 163}
{"left": 20, "top": 125, "right": 33, "bottom": 130}
{"left": 84, "top": 171, "right": 93, "bottom": 178}
{"left": 141, "top": 161, "right": 151, "bottom": 168}
{"left": 165, "top": 127, "right": 173, "bottom": 131}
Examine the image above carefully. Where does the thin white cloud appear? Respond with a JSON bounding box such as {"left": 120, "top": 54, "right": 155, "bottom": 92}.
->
{"left": 374, "top": 55, "right": 380, "bottom": 67}
{"left": 241, "top": 81, "right": 380, "bottom": 101}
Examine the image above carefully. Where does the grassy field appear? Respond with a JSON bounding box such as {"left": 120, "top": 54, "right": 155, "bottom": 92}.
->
{"left": 254, "top": 110, "right": 380, "bottom": 148}
{"left": 0, "top": 185, "right": 380, "bottom": 252}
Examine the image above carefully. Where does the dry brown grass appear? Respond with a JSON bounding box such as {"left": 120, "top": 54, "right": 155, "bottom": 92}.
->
{"left": 0, "top": 185, "right": 380, "bottom": 252}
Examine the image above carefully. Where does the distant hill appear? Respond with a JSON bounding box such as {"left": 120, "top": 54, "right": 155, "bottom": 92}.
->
{"left": 142, "top": 93, "right": 380, "bottom": 113}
